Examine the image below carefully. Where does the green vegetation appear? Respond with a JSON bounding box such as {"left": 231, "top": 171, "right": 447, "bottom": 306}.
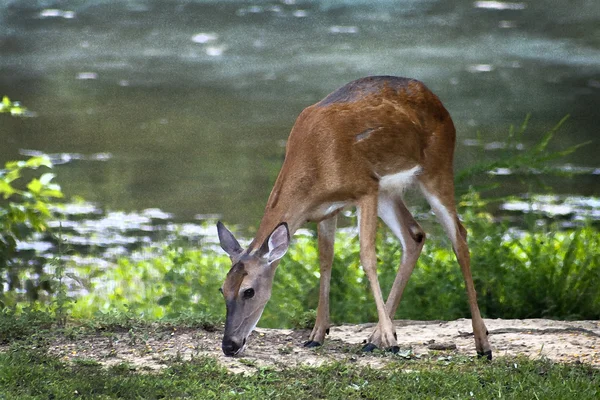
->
{"left": 0, "top": 156, "right": 64, "bottom": 307}
{"left": 58, "top": 208, "right": 597, "bottom": 329}
{"left": 0, "top": 339, "right": 598, "bottom": 399}
{"left": 0, "top": 96, "right": 31, "bottom": 117}
{"left": 455, "top": 115, "right": 588, "bottom": 187}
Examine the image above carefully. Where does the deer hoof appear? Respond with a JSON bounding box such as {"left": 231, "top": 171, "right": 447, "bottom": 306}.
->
{"left": 304, "top": 340, "right": 322, "bottom": 348}
{"left": 362, "top": 343, "right": 378, "bottom": 352}
{"left": 477, "top": 350, "right": 493, "bottom": 360}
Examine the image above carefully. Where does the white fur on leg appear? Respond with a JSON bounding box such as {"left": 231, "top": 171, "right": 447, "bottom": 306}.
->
{"left": 377, "top": 195, "right": 408, "bottom": 263}
{"left": 419, "top": 185, "right": 458, "bottom": 246}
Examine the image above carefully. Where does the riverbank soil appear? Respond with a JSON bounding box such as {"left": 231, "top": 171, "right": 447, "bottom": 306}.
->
{"left": 44, "top": 318, "right": 599, "bottom": 373}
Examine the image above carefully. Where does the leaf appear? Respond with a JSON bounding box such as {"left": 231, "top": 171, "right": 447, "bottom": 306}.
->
{"left": 33, "top": 201, "right": 51, "bottom": 217}
{"left": 0, "top": 181, "right": 15, "bottom": 199}
{"left": 5, "top": 168, "right": 21, "bottom": 183}
{"left": 10, "top": 106, "right": 24, "bottom": 116}
{"left": 40, "top": 188, "right": 63, "bottom": 199}
{"left": 157, "top": 295, "right": 173, "bottom": 306}
{"left": 27, "top": 178, "right": 43, "bottom": 194}
{"left": 517, "top": 113, "right": 531, "bottom": 137}
{"left": 2, "top": 96, "right": 10, "bottom": 109}
{"left": 39, "top": 173, "right": 55, "bottom": 185}
{"left": 25, "top": 156, "right": 52, "bottom": 169}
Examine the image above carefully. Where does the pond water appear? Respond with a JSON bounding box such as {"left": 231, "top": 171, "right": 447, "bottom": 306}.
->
{"left": 1, "top": 0, "right": 599, "bottom": 235}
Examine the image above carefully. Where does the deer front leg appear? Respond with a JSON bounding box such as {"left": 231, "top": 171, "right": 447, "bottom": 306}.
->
{"left": 305, "top": 216, "right": 337, "bottom": 347}
{"left": 359, "top": 195, "right": 399, "bottom": 352}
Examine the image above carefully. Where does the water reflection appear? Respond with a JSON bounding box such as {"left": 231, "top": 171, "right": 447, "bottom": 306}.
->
{"left": 474, "top": 1, "right": 527, "bottom": 11}
{"left": 501, "top": 195, "right": 600, "bottom": 228}
{"left": 20, "top": 149, "right": 113, "bottom": 164}
{"left": 38, "top": 9, "right": 77, "bottom": 20}
{"left": 12, "top": 194, "right": 599, "bottom": 269}
{"left": 17, "top": 201, "right": 222, "bottom": 265}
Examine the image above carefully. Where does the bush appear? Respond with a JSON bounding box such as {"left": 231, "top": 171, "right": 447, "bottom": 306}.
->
{"left": 0, "top": 156, "right": 63, "bottom": 307}
{"left": 62, "top": 212, "right": 599, "bottom": 328}
{"left": 69, "top": 244, "right": 229, "bottom": 324}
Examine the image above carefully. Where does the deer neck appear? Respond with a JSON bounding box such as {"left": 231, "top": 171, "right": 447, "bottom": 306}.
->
{"left": 247, "top": 169, "right": 313, "bottom": 253}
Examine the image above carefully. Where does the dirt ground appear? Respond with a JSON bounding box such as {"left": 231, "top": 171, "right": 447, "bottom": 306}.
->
{"left": 44, "top": 318, "right": 600, "bottom": 373}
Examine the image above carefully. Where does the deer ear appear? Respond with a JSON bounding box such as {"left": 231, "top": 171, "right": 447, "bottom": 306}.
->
{"left": 263, "top": 223, "right": 290, "bottom": 264}
{"left": 217, "top": 221, "right": 242, "bottom": 257}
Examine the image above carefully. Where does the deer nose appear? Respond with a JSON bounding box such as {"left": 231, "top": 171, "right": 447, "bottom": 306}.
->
{"left": 222, "top": 338, "right": 243, "bottom": 356}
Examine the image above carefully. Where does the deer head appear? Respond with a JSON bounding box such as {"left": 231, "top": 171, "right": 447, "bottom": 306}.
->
{"left": 217, "top": 221, "right": 290, "bottom": 356}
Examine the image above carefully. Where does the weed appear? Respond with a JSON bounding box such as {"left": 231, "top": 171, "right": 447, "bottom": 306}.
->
{"left": 290, "top": 309, "right": 317, "bottom": 330}
{"left": 51, "top": 225, "right": 73, "bottom": 327}
{"left": 239, "top": 358, "right": 257, "bottom": 367}
{"left": 72, "top": 358, "right": 101, "bottom": 367}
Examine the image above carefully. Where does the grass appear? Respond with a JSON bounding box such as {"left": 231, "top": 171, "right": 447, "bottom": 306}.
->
{"left": 0, "top": 307, "right": 54, "bottom": 344}
{"left": 0, "top": 344, "right": 598, "bottom": 399}
{"left": 0, "top": 310, "right": 598, "bottom": 399}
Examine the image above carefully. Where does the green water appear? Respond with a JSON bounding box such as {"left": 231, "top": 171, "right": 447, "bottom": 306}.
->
{"left": 1, "top": 0, "right": 599, "bottom": 229}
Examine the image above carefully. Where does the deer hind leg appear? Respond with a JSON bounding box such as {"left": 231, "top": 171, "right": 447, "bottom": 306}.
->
{"left": 379, "top": 195, "right": 426, "bottom": 317}
{"left": 419, "top": 179, "right": 492, "bottom": 359}
{"left": 364, "top": 194, "right": 426, "bottom": 352}
{"left": 358, "top": 194, "right": 399, "bottom": 352}
{"left": 305, "top": 215, "right": 337, "bottom": 347}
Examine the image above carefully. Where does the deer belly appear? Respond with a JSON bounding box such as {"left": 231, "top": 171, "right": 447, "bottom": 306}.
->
{"left": 378, "top": 165, "right": 422, "bottom": 196}
{"left": 307, "top": 201, "right": 348, "bottom": 222}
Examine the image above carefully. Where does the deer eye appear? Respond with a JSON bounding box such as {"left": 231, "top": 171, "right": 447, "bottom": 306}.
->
{"left": 219, "top": 287, "right": 223, "bottom": 294}
{"left": 243, "top": 288, "right": 255, "bottom": 299}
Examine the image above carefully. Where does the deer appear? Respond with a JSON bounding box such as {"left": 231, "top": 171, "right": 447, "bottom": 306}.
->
{"left": 216, "top": 76, "right": 492, "bottom": 360}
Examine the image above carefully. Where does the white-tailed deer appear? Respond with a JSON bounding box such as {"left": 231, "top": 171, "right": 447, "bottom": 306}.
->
{"left": 217, "top": 76, "right": 492, "bottom": 359}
